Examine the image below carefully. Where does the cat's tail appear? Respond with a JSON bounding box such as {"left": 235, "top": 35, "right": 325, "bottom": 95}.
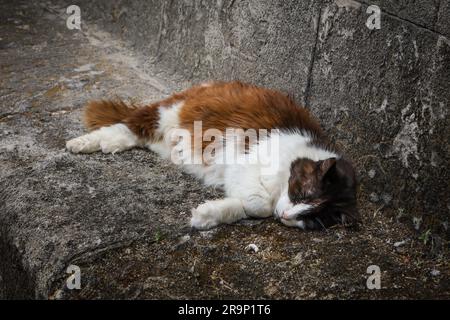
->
{"left": 83, "top": 100, "right": 137, "bottom": 131}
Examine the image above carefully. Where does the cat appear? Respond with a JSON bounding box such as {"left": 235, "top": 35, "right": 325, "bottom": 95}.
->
{"left": 66, "top": 81, "right": 359, "bottom": 230}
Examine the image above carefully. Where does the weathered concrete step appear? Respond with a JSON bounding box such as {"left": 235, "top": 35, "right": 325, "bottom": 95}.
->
{"left": 0, "top": 1, "right": 214, "bottom": 298}
{"left": 0, "top": 0, "right": 448, "bottom": 299}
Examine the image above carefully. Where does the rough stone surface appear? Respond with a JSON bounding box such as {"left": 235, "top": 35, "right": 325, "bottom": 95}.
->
{"left": 0, "top": 0, "right": 449, "bottom": 299}
{"left": 309, "top": 0, "right": 450, "bottom": 240}
{"left": 437, "top": 0, "right": 450, "bottom": 37}
{"left": 61, "top": 0, "right": 322, "bottom": 104}
{"left": 359, "top": 0, "right": 442, "bottom": 32}
{"left": 0, "top": 0, "right": 212, "bottom": 298}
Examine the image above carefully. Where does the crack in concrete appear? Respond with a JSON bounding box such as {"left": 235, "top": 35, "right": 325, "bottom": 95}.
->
{"left": 434, "top": 0, "right": 442, "bottom": 29}
{"left": 47, "top": 237, "right": 141, "bottom": 298}
{"left": 357, "top": 0, "right": 449, "bottom": 39}
{"left": 304, "top": 0, "right": 324, "bottom": 109}
{"left": 48, "top": 230, "right": 187, "bottom": 298}
{"left": 228, "top": 0, "right": 237, "bottom": 10}
{"left": 303, "top": 0, "right": 448, "bottom": 109}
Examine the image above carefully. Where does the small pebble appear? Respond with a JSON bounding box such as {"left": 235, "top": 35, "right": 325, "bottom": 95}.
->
{"left": 245, "top": 243, "right": 259, "bottom": 253}
{"left": 177, "top": 234, "right": 190, "bottom": 245}
{"left": 394, "top": 240, "right": 408, "bottom": 247}
{"left": 381, "top": 193, "right": 392, "bottom": 205}
{"left": 413, "top": 217, "right": 422, "bottom": 230}
{"left": 430, "top": 269, "right": 440, "bottom": 277}
{"left": 17, "top": 24, "right": 30, "bottom": 30}
{"left": 369, "top": 192, "right": 379, "bottom": 203}
{"left": 292, "top": 253, "right": 304, "bottom": 266}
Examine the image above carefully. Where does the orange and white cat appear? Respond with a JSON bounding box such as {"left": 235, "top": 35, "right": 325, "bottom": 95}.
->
{"left": 66, "top": 81, "right": 359, "bottom": 230}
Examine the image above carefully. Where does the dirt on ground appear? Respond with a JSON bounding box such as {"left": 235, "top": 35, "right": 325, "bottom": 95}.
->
{"left": 52, "top": 199, "right": 449, "bottom": 299}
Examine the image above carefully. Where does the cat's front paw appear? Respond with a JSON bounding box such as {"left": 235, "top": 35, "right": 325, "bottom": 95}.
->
{"left": 190, "top": 202, "right": 220, "bottom": 230}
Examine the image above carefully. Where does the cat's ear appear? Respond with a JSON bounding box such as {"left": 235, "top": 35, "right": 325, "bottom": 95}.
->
{"left": 335, "top": 159, "right": 357, "bottom": 188}
{"left": 318, "top": 158, "right": 356, "bottom": 188}
{"left": 317, "top": 158, "right": 337, "bottom": 178}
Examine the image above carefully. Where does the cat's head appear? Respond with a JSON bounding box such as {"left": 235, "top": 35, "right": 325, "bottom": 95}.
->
{"left": 275, "top": 157, "right": 359, "bottom": 230}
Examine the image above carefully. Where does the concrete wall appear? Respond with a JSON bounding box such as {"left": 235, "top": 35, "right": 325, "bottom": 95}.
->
{"left": 75, "top": 0, "right": 449, "bottom": 237}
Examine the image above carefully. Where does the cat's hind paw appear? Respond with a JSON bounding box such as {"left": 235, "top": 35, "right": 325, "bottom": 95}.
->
{"left": 66, "top": 135, "right": 100, "bottom": 154}
{"left": 66, "top": 124, "right": 139, "bottom": 154}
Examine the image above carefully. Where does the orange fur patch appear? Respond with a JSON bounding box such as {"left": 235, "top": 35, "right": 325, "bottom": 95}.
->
{"left": 124, "top": 103, "right": 161, "bottom": 140}
{"left": 123, "top": 83, "right": 215, "bottom": 140}
{"left": 84, "top": 81, "right": 328, "bottom": 150}
{"left": 178, "top": 81, "right": 324, "bottom": 135}
{"left": 177, "top": 81, "right": 327, "bottom": 152}
{"left": 84, "top": 100, "right": 137, "bottom": 131}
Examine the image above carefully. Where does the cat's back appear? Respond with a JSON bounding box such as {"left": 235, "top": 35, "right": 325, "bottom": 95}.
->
{"left": 177, "top": 81, "right": 324, "bottom": 138}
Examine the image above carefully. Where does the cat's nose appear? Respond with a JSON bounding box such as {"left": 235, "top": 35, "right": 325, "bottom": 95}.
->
{"left": 282, "top": 208, "right": 298, "bottom": 220}
{"left": 281, "top": 210, "right": 296, "bottom": 220}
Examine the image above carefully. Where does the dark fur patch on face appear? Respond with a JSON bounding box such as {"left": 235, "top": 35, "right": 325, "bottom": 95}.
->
{"left": 288, "top": 157, "right": 359, "bottom": 230}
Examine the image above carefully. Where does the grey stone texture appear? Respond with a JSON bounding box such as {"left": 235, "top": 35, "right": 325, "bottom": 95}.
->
{"left": 0, "top": 0, "right": 448, "bottom": 299}
{"left": 437, "top": 1, "right": 450, "bottom": 37}
{"left": 360, "top": 0, "right": 442, "bottom": 31}
{"left": 309, "top": 1, "right": 449, "bottom": 236}
{"left": 64, "top": 0, "right": 323, "bottom": 103}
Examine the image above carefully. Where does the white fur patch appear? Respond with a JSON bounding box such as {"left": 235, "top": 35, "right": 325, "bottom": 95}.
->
{"left": 66, "top": 123, "right": 139, "bottom": 154}
{"left": 280, "top": 218, "right": 306, "bottom": 229}
{"left": 146, "top": 101, "right": 183, "bottom": 159}
{"left": 282, "top": 203, "right": 314, "bottom": 220}
{"left": 190, "top": 198, "right": 246, "bottom": 230}
{"left": 275, "top": 194, "right": 314, "bottom": 222}
{"left": 155, "top": 101, "right": 183, "bottom": 138}
{"left": 274, "top": 191, "right": 292, "bottom": 219}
